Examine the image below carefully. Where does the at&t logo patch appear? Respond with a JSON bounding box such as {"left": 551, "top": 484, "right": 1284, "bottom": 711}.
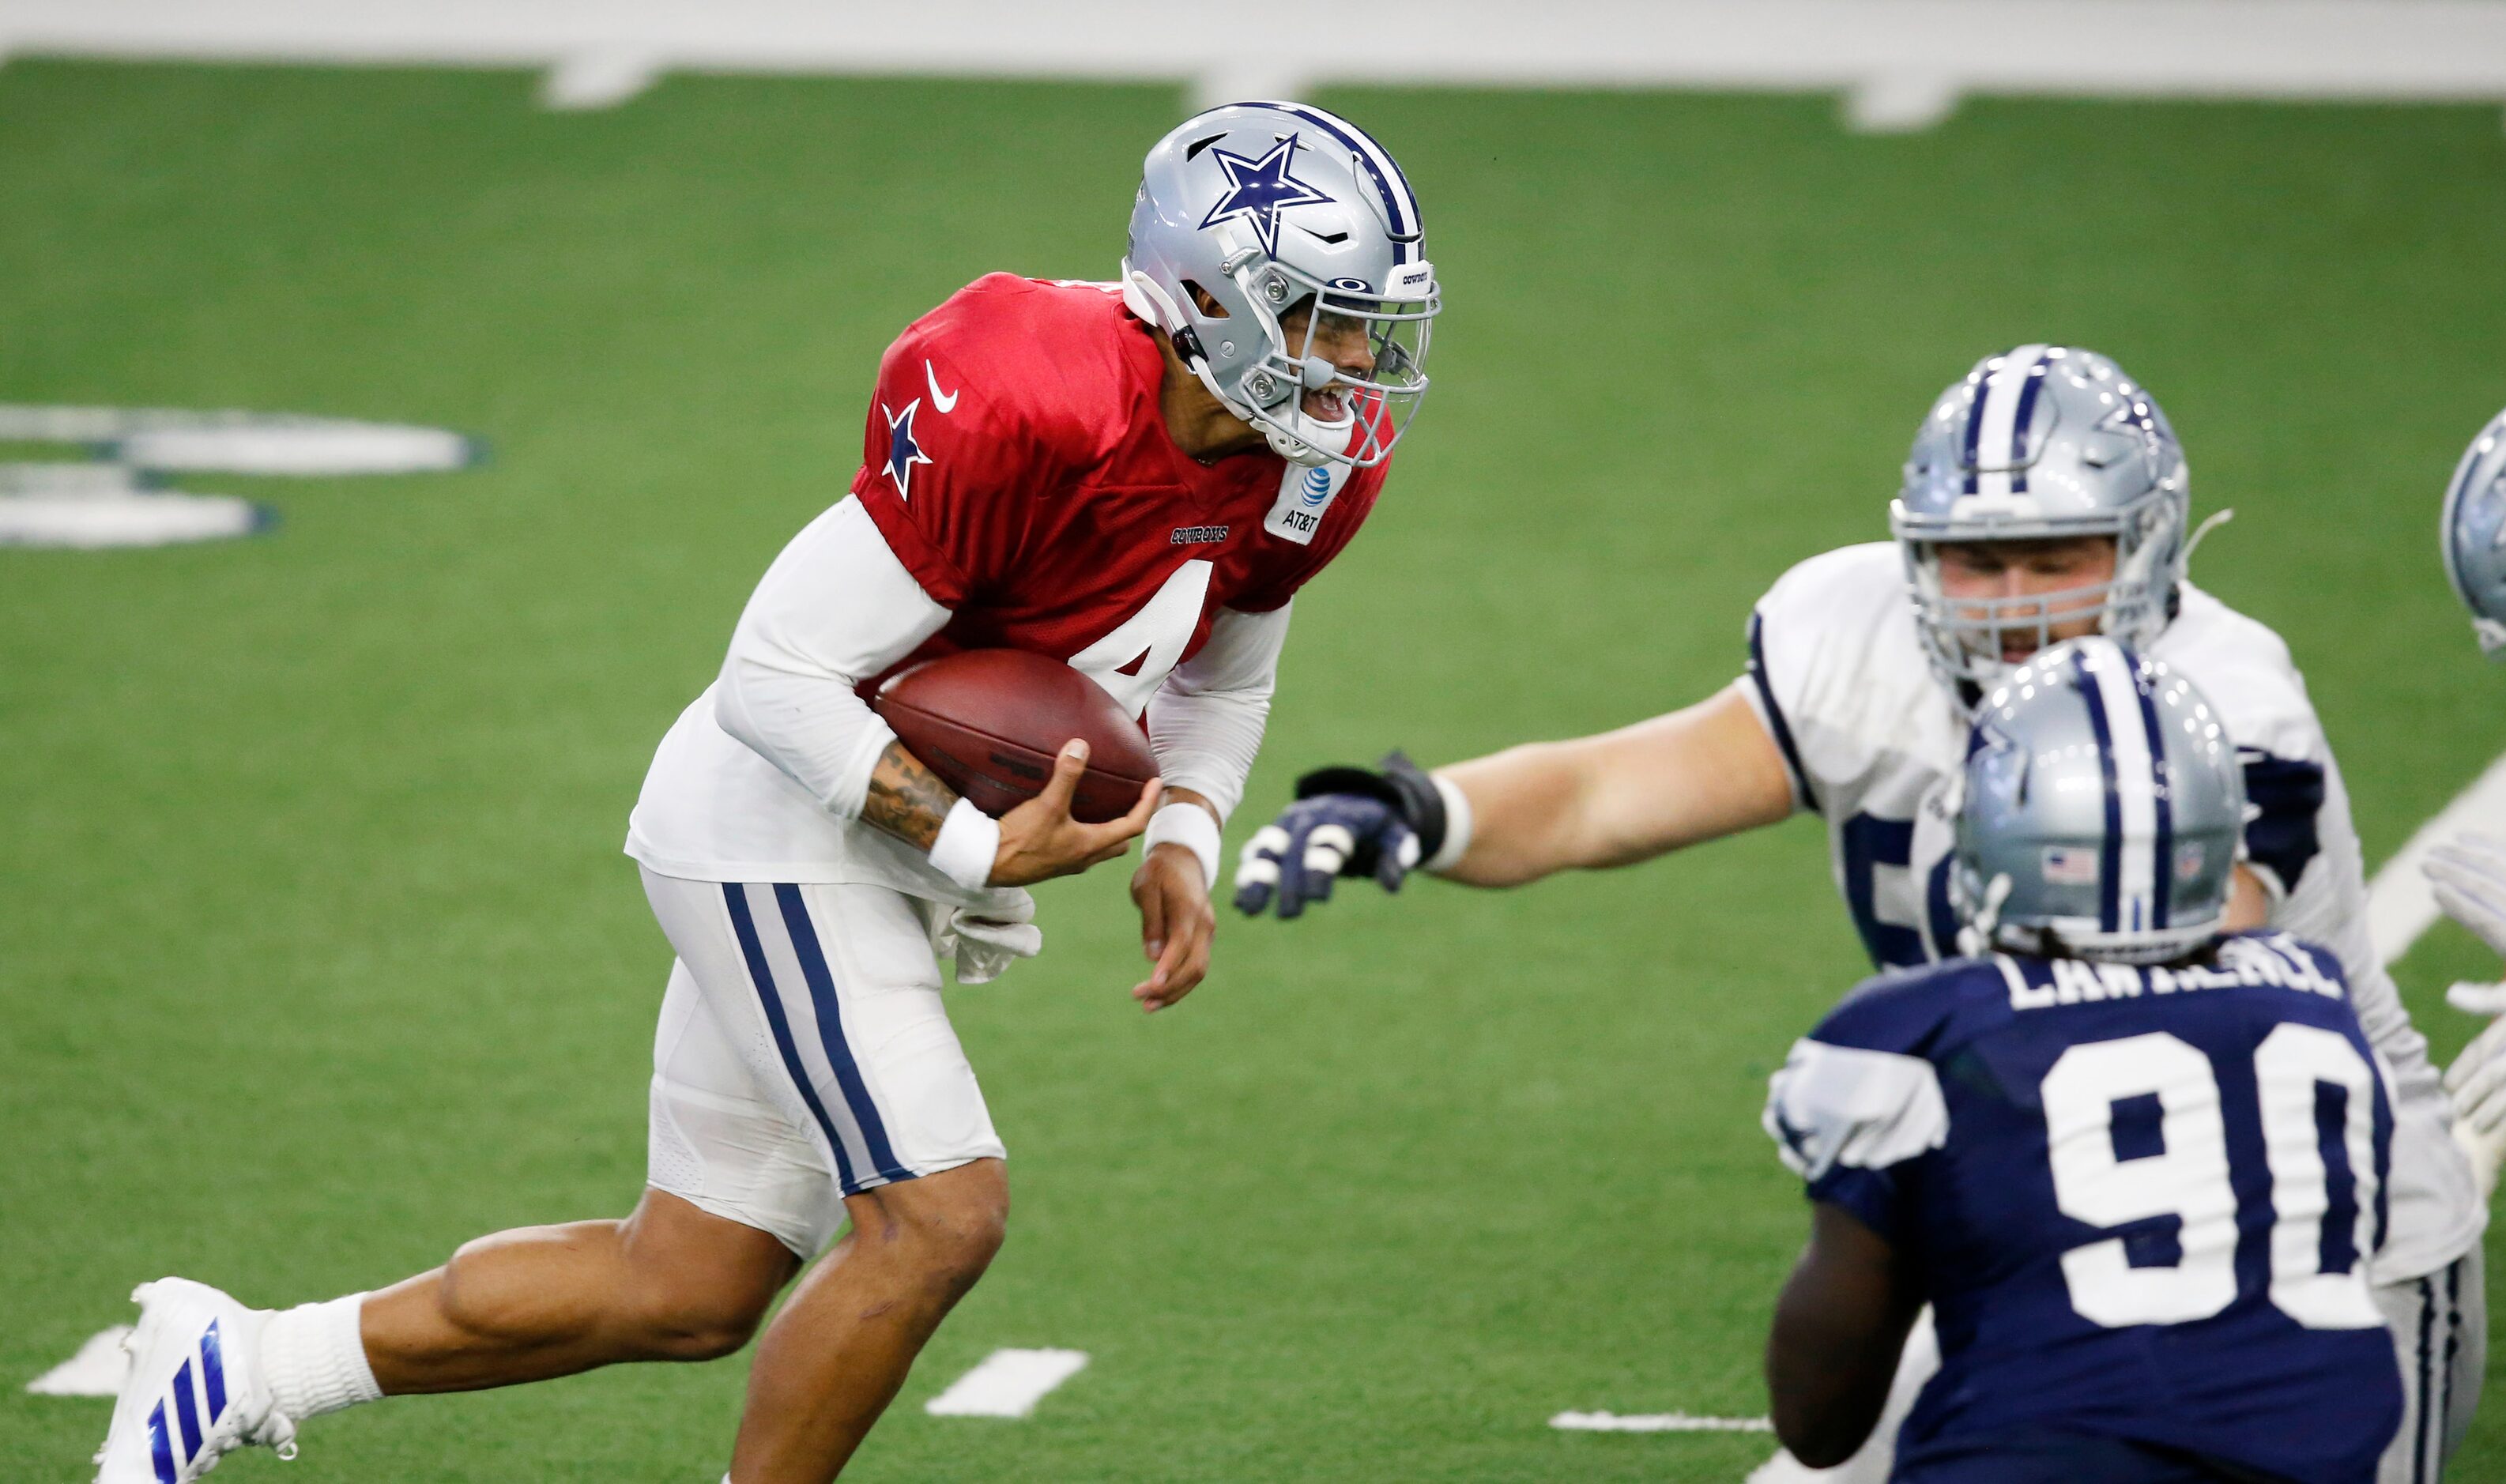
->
{"left": 1263, "top": 460, "right": 1351, "bottom": 545}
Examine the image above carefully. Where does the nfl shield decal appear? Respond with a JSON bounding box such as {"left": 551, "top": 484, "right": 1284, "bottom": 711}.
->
{"left": 1263, "top": 459, "right": 1349, "bottom": 545}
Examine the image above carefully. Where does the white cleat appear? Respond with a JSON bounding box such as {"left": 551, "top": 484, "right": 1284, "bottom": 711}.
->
{"left": 93, "top": 1279, "right": 297, "bottom": 1482}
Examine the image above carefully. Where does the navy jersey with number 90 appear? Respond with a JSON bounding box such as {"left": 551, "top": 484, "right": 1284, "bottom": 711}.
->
{"left": 1764, "top": 932, "right": 2402, "bottom": 1483}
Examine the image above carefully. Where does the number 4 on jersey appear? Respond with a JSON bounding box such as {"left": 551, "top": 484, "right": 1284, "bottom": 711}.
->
{"left": 1067, "top": 560, "right": 1213, "bottom": 718}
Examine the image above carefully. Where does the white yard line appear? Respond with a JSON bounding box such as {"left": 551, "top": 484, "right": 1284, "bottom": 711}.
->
{"left": 26, "top": 1327, "right": 130, "bottom": 1397}
{"left": 1551, "top": 1410, "right": 1773, "bottom": 1433}
{"left": 922, "top": 1347, "right": 1089, "bottom": 1419}
{"left": 7, "top": 1, "right": 2506, "bottom": 125}
{"left": 2368, "top": 750, "right": 2506, "bottom": 966}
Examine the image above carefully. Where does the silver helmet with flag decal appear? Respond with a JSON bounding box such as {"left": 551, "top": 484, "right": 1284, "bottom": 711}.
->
{"left": 1894, "top": 346, "right": 2191, "bottom": 691}
{"left": 1953, "top": 637, "right": 2245, "bottom": 965}
{"left": 1121, "top": 101, "right": 1438, "bottom": 469}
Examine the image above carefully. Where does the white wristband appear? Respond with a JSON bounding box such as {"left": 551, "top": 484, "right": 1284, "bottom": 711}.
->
{"left": 1423, "top": 771, "right": 1474, "bottom": 874}
{"left": 1144, "top": 801, "right": 1223, "bottom": 889}
{"left": 928, "top": 797, "right": 1001, "bottom": 891}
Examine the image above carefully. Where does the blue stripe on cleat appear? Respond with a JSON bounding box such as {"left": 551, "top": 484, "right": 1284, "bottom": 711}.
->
{"left": 198, "top": 1320, "right": 227, "bottom": 1422}
{"left": 171, "top": 1358, "right": 203, "bottom": 1462}
{"left": 149, "top": 1400, "right": 177, "bottom": 1484}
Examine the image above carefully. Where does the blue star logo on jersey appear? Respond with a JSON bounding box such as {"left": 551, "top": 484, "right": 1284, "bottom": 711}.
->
{"left": 1197, "top": 135, "right": 1334, "bottom": 258}
{"left": 883, "top": 398, "right": 933, "bottom": 501}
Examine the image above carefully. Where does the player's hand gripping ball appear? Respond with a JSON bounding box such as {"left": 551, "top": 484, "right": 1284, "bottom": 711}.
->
{"left": 875, "top": 650, "right": 1159, "bottom": 823}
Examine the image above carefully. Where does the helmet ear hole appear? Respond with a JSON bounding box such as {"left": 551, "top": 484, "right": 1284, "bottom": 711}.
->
{"left": 1179, "top": 280, "right": 1228, "bottom": 318}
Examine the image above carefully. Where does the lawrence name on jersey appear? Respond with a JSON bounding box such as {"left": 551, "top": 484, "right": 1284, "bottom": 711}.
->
{"left": 1766, "top": 642, "right": 2401, "bottom": 1484}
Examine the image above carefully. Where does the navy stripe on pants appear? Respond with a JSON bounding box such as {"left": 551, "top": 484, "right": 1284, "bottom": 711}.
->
{"left": 721, "top": 883, "right": 861, "bottom": 1193}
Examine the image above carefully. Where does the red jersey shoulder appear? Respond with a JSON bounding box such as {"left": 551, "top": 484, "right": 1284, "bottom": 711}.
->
{"left": 851, "top": 276, "right": 1163, "bottom": 606}
{"left": 880, "top": 275, "right": 1152, "bottom": 466}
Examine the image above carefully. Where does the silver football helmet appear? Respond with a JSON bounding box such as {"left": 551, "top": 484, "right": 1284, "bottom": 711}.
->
{"left": 1894, "top": 346, "right": 2191, "bottom": 691}
{"left": 1121, "top": 101, "right": 1438, "bottom": 469}
{"left": 1953, "top": 637, "right": 2244, "bottom": 966}
{"left": 2442, "top": 405, "right": 2506, "bottom": 659}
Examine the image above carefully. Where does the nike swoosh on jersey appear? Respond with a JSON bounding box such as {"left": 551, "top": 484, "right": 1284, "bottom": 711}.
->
{"left": 925, "top": 361, "right": 959, "bottom": 413}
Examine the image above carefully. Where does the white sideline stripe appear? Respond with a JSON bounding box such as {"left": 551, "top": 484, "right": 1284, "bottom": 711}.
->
{"left": 12, "top": 1, "right": 2506, "bottom": 123}
{"left": 922, "top": 1347, "right": 1088, "bottom": 1418}
{"left": 26, "top": 1327, "right": 131, "bottom": 1397}
{"left": 1551, "top": 1410, "right": 1774, "bottom": 1433}
{"left": 2368, "top": 749, "right": 2506, "bottom": 966}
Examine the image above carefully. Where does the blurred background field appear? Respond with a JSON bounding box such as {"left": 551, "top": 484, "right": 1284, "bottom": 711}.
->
{"left": 4, "top": 32, "right": 2506, "bottom": 1483}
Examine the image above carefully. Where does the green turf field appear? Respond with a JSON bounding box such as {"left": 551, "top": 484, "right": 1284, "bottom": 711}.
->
{"left": 5, "top": 60, "right": 2505, "bottom": 1482}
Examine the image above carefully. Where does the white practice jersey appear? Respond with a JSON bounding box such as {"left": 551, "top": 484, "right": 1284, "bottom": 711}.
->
{"left": 1740, "top": 541, "right": 2482, "bottom": 1280}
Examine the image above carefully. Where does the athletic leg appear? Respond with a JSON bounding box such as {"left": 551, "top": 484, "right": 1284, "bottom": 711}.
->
{"left": 728, "top": 1158, "right": 1008, "bottom": 1482}
{"left": 96, "top": 938, "right": 826, "bottom": 1480}
{"left": 645, "top": 872, "right": 1012, "bottom": 1482}
{"left": 2438, "top": 1248, "right": 2485, "bottom": 1476}
{"left": 2372, "top": 1251, "right": 2492, "bottom": 1484}
{"left": 360, "top": 1188, "right": 798, "bottom": 1392}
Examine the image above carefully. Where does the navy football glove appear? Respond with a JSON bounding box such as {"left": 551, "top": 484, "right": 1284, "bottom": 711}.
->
{"left": 1231, "top": 751, "right": 1452, "bottom": 920}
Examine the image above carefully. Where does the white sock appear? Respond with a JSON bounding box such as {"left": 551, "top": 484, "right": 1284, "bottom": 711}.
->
{"left": 258, "top": 1293, "right": 383, "bottom": 1420}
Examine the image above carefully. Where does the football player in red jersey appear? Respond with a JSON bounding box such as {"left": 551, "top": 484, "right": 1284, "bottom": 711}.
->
{"left": 94, "top": 103, "right": 1438, "bottom": 1484}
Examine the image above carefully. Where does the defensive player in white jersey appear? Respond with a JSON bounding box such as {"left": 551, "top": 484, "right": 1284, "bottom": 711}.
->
{"left": 2430, "top": 405, "right": 2506, "bottom": 1207}
{"left": 1238, "top": 347, "right": 2488, "bottom": 1482}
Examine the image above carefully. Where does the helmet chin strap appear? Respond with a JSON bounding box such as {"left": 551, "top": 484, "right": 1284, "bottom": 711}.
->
{"left": 1957, "top": 872, "right": 2014, "bottom": 958}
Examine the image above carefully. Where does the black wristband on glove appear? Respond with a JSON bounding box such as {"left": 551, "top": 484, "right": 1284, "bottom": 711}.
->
{"left": 1291, "top": 749, "right": 1448, "bottom": 865}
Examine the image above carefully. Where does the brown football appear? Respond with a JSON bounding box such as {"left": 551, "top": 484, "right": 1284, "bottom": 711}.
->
{"left": 873, "top": 650, "right": 1159, "bottom": 823}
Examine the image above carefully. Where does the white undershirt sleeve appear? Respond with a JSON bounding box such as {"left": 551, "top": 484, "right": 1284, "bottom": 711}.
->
{"left": 1144, "top": 602, "right": 1289, "bottom": 825}
{"left": 713, "top": 498, "right": 952, "bottom": 822}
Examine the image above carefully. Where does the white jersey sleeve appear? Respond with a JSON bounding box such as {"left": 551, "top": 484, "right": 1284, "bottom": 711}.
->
{"left": 1144, "top": 602, "right": 1287, "bottom": 824}
{"left": 627, "top": 499, "right": 1031, "bottom": 913}
{"left": 1764, "top": 1037, "right": 1950, "bottom": 1186}
{"left": 2155, "top": 585, "right": 2484, "bottom": 1279}
{"left": 1741, "top": 543, "right": 1962, "bottom": 825}
{"left": 711, "top": 498, "right": 949, "bottom": 821}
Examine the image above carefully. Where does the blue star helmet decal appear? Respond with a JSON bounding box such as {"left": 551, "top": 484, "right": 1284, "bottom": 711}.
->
{"left": 883, "top": 397, "right": 934, "bottom": 500}
{"left": 1197, "top": 134, "right": 1335, "bottom": 258}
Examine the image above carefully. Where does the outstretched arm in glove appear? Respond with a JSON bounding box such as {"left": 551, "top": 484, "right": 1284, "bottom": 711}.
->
{"left": 1234, "top": 682, "right": 1797, "bottom": 917}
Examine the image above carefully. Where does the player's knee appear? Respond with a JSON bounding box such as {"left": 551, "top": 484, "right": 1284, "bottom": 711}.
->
{"left": 862, "top": 1162, "right": 1008, "bottom": 1295}
{"left": 634, "top": 1295, "right": 769, "bottom": 1362}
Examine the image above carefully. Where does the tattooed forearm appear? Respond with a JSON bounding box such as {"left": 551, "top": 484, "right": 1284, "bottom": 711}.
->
{"left": 861, "top": 740, "right": 962, "bottom": 851}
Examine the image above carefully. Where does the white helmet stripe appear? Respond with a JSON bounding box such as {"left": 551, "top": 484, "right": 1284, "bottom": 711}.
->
{"left": 1969, "top": 343, "right": 2051, "bottom": 504}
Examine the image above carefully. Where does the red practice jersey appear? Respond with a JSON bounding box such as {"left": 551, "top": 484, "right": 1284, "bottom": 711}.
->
{"left": 850, "top": 274, "right": 1391, "bottom": 719}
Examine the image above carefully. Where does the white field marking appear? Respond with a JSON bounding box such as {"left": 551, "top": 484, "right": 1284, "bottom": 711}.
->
{"left": 0, "top": 405, "right": 482, "bottom": 476}
{"left": 1550, "top": 1410, "right": 1773, "bottom": 1433}
{"left": 1842, "top": 73, "right": 1962, "bottom": 133}
{"left": 2367, "top": 750, "right": 2506, "bottom": 966}
{"left": 27, "top": 1327, "right": 131, "bottom": 1397}
{"left": 0, "top": 489, "right": 270, "bottom": 548}
{"left": 15, "top": 1, "right": 2506, "bottom": 132}
{"left": 541, "top": 50, "right": 664, "bottom": 110}
{"left": 922, "top": 1348, "right": 1088, "bottom": 1418}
